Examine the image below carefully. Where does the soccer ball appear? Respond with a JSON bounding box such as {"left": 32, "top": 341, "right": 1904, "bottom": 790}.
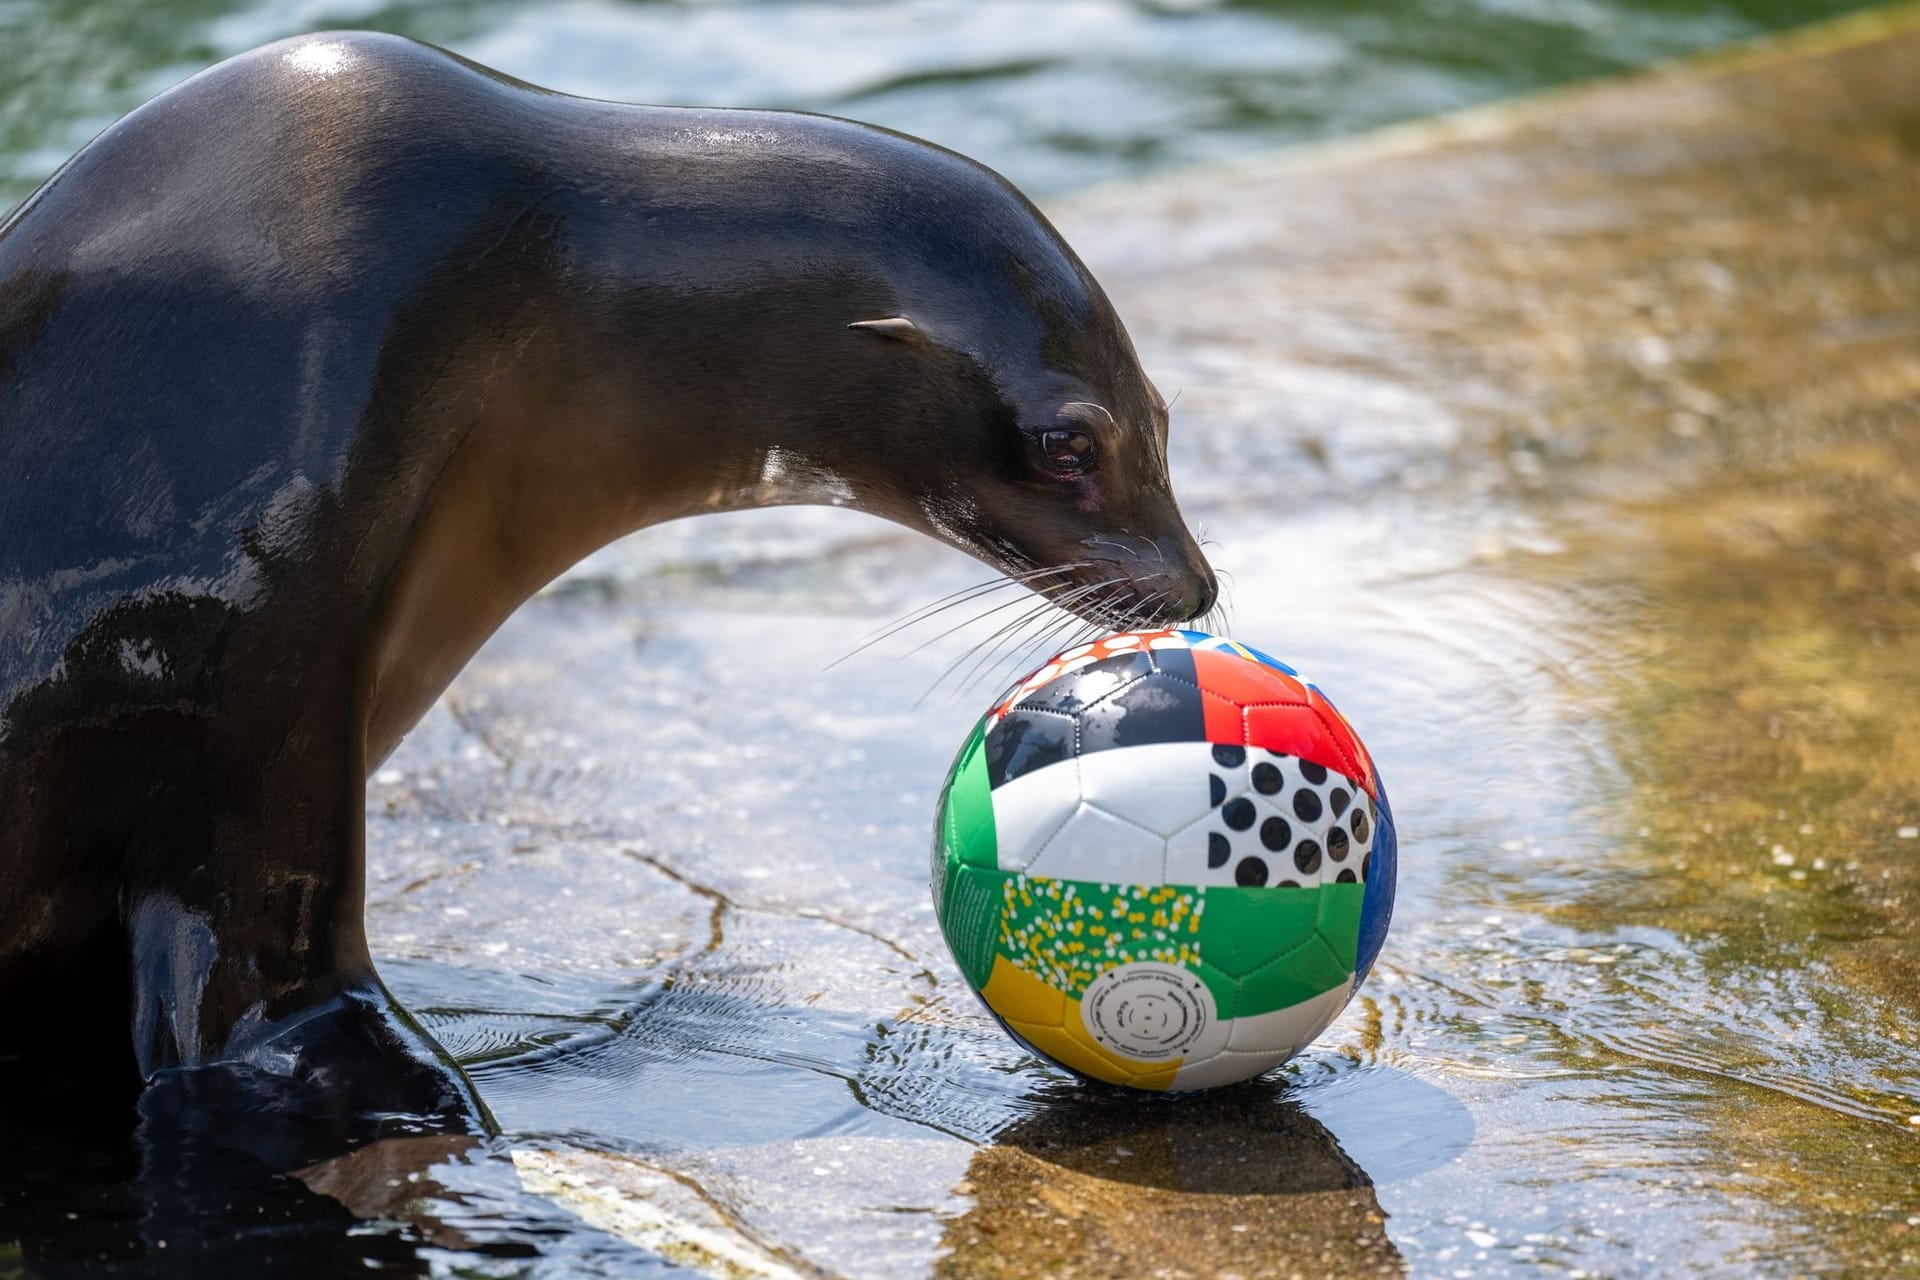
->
{"left": 932, "top": 628, "right": 1397, "bottom": 1091}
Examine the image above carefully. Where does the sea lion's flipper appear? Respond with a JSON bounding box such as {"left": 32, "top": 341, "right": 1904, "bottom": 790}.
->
{"left": 137, "top": 987, "right": 493, "bottom": 1170}
{"left": 121, "top": 754, "right": 491, "bottom": 1147}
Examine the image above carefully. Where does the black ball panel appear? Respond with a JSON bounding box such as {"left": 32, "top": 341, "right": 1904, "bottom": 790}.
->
{"left": 984, "top": 707, "right": 1076, "bottom": 788}
{"left": 1079, "top": 672, "right": 1208, "bottom": 752}
{"left": 1018, "top": 651, "right": 1155, "bottom": 716}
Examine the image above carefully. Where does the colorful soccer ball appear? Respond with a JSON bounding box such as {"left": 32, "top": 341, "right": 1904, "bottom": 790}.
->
{"left": 932, "top": 629, "right": 1397, "bottom": 1091}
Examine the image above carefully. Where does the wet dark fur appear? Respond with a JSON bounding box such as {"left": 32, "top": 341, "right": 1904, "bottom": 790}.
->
{"left": 0, "top": 32, "right": 1212, "bottom": 1135}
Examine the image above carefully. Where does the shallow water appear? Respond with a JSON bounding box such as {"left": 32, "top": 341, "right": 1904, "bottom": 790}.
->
{"left": 5, "top": 2, "right": 1920, "bottom": 1278}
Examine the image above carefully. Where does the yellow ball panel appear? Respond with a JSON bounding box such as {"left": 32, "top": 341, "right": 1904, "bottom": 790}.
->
{"left": 979, "top": 954, "right": 1066, "bottom": 1027}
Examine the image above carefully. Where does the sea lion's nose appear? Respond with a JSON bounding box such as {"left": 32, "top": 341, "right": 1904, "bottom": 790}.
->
{"left": 1184, "top": 569, "right": 1219, "bottom": 622}
{"left": 1163, "top": 563, "right": 1216, "bottom": 623}
{"left": 1149, "top": 534, "right": 1217, "bottom": 623}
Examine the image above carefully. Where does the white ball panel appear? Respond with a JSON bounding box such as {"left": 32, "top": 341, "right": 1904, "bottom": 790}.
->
{"left": 1076, "top": 741, "right": 1222, "bottom": 838}
{"left": 1224, "top": 978, "right": 1353, "bottom": 1054}
{"left": 1166, "top": 1046, "right": 1294, "bottom": 1092}
{"left": 988, "top": 758, "right": 1082, "bottom": 873}
{"left": 1023, "top": 803, "right": 1167, "bottom": 885}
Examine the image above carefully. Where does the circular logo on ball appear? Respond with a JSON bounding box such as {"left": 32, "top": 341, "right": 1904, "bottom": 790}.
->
{"left": 1080, "top": 962, "right": 1216, "bottom": 1060}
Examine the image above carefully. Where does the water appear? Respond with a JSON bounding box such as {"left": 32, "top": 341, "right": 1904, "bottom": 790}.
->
{"left": 0, "top": 0, "right": 1884, "bottom": 207}
{"left": 5, "top": 2, "right": 1920, "bottom": 1277}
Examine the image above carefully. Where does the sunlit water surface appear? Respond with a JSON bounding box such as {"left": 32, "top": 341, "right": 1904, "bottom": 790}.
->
{"left": 3, "top": 2, "right": 1918, "bottom": 1278}
{"left": 0, "top": 0, "right": 1883, "bottom": 206}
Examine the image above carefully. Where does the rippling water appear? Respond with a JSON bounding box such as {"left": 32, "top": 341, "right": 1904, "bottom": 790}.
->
{"left": 4, "top": 2, "right": 1919, "bottom": 1278}
{"left": 0, "top": 0, "right": 1884, "bottom": 207}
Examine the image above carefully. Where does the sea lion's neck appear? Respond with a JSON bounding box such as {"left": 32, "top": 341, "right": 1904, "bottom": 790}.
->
{"left": 356, "top": 144, "right": 897, "bottom": 764}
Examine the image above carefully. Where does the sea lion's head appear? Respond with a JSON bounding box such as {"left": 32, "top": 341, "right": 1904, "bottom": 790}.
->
{"left": 565, "top": 112, "right": 1214, "bottom": 631}
{"left": 826, "top": 131, "right": 1218, "bottom": 631}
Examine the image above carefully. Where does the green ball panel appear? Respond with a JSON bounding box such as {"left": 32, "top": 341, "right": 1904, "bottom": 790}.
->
{"left": 1196, "top": 885, "right": 1326, "bottom": 977}
{"left": 939, "top": 716, "right": 998, "bottom": 869}
{"left": 1236, "top": 933, "right": 1352, "bottom": 1018}
{"left": 941, "top": 863, "right": 1009, "bottom": 992}
{"left": 1315, "top": 881, "right": 1365, "bottom": 973}
{"left": 1191, "top": 957, "right": 1239, "bottom": 1020}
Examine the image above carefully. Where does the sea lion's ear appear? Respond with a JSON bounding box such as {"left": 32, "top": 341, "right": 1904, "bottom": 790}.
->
{"left": 847, "top": 316, "right": 925, "bottom": 345}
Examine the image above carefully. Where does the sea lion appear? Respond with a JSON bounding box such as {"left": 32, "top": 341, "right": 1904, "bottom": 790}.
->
{"left": 0, "top": 31, "right": 1215, "bottom": 1129}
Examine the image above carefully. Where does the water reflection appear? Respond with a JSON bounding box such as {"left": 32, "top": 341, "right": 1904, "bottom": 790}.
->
{"left": 937, "top": 1084, "right": 1402, "bottom": 1278}
{"left": 0, "top": 1102, "right": 435, "bottom": 1276}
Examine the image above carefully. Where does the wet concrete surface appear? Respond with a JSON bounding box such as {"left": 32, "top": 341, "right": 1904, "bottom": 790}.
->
{"left": 328, "top": 9, "right": 1920, "bottom": 1276}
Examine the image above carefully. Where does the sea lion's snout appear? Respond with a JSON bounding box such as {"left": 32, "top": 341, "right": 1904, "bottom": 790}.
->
{"left": 1071, "top": 530, "right": 1218, "bottom": 628}
{"left": 1134, "top": 532, "right": 1219, "bottom": 623}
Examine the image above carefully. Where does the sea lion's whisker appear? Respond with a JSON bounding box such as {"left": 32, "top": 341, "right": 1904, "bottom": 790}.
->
{"left": 956, "top": 589, "right": 1100, "bottom": 696}
{"left": 927, "top": 591, "right": 1080, "bottom": 693}
{"left": 970, "top": 621, "right": 1077, "bottom": 700}
{"left": 988, "top": 606, "right": 1110, "bottom": 696}
{"left": 924, "top": 577, "right": 1122, "bottom": 705}
{"left": 825, "top": 580, "right": 1021, "bottom": 670}
{"left": 827, "top": 561, "right": 1091, "bottom": 669}
{"left": 1213, "top": 569, "right": 1239, "bottom": 634}
{"left": 915, "top": 597, "right": 1063, "bottom": 709}
{"left": 856, "top": 574, "right": 1075, "bottom": 667}
{"left": 852, "top": 561, "right": 1078, "bottom": 641}
{"left": 1060, "top": 401, "right": 1116, "bottom": 426}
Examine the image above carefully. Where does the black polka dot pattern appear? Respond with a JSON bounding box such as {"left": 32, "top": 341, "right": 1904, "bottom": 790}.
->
{"left": 1172, "top": 747, "right": 1379, "bottom": 893}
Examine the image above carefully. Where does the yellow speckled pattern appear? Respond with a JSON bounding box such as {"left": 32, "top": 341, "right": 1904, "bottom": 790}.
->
{"left": 998, "top": 876, "right": 1202, "bottom": 998}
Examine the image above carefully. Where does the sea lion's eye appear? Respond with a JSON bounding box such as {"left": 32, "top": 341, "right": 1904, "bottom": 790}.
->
{"left": 1039, "top": 429, "right": 1096, "bottom": 474}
